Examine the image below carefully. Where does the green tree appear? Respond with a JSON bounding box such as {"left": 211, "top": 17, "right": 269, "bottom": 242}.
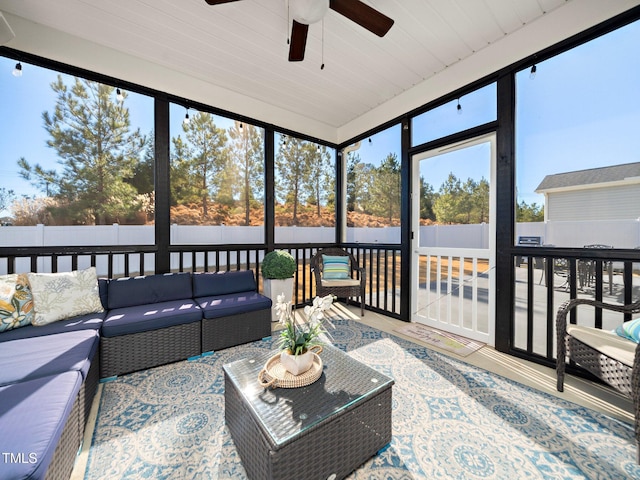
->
{"left": 170, "top": 111, "right": 228, "bottom": 219}
{"left": 228, "top": 121, "right": 264, "bottom": 225}
{"left": 169, "top": 135, "right": 193, "bottom": 207}
{"left": 346, "top": 153, "right": 374, "bottom": 213}
{"left": 471, "top": 177, "right": 490, "bottom": 223}
{"left": 458, "top": 178, "right": 476, "bottom": 223}
{"left": 128, "top": 130, "right": 155, "bottom": 195}
{"left": 432, "top": 173, "right": 490, "bottom": 224}
{"left": 419, "top": 177, "right": 436, "bottom": 221}
{"left": 433, "top": 173, "right": 462, "bottom": 224}
{"left": 18, "top": 76, "right": 146, "bottom": 224}
{"left": 369, "top": 153, "right": 401, "bottom": 222}
{"left": 275, "top": 137, "right": 315, "bottom": 225}
{"left": 305, "top": 145, "right": 333, "bottom": 217}
{"left": 517, "top": 200, "right": 544, "bottom": 222}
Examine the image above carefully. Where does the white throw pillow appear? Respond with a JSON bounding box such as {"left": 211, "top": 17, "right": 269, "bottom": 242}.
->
{"left": 28, "top": 267, "right": 104, "bottom": 326}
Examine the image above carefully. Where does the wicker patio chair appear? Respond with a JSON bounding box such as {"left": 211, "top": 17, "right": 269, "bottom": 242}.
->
{"left": 556, "top": 298, "right": 640, "bottom": 462}
{"left": 311, "top": 247, "right": 366, "bottom": 316}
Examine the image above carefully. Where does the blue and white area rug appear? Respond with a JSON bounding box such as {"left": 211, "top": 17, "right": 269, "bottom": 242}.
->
{"left": 84, "top": 319, "right": 640, "bottom": 479}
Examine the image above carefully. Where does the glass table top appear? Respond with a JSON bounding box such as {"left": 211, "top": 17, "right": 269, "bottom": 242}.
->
{"left": 223, "top": 343, "right": 394, "bottom": 448}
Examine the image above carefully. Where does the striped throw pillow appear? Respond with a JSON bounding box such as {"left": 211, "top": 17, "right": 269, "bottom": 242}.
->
{"left": 615, "top": 318, "right": 640, "bottom": 343}
{"left": 322, "top": 255, "right": 350, "bottom": 279}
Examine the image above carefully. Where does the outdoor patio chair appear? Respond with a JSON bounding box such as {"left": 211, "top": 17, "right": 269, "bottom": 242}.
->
{"left": 582, "top": 244, "right": 614, "bottom": 294}
{"left": 311, "top": 247, "right": 366, "bottom": 316}
{"left": 556, "top": 298, "right": 640, "bottom": 462}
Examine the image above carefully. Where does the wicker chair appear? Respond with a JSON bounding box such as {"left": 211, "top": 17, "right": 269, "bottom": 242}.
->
{"left": 556, "top": 298, "right": 640, "bottom": 462}
{"left": 311, "top": 248, "right": 366, "bottom": 316}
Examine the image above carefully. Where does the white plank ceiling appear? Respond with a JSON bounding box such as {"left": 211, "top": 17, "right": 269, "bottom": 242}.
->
{"left": 0, "top": 0, "right": 638, "bottom": 142}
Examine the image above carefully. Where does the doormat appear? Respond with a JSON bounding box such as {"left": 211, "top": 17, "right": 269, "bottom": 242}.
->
{"left": 393, "top": 323, "right": 484, "bottom": 357}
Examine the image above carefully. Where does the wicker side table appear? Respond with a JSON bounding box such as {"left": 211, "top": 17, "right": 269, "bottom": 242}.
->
{"left": 223, "top": 344, "right": 393, "bottom": 480}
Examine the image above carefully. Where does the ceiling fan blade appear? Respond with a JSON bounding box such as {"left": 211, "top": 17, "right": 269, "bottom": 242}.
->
{"left": 288, "top": 20, "right": 309, "bottom": 62}
{"left": 204, "top": 0, "right": 242, "bottom": 5}
{"left": 329, "top": 0, "right": 394, "bottom": 37}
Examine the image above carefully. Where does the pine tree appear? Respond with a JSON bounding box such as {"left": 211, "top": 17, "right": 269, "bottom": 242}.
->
{"left": 18, "top": 76, "right": 147, "bottom": 224}
{"left": 419, "top": 177, "right": 436, "bottom": 222}
{"left": 516, "top": 200, "right": 544, "bottom": 222}
{"left": 433, "top": 173, "right": 462, "bottom": 224}
{"left": 305, "top": 145, "right": 333, "bottom": 218}
{"left": 370, "top": 153, "right": 401, "bottom": 222}
{"left": 170, "top": 111, "right": 228, "bottom": 219}
{"left": 228, "top": 121, "right": 264, "bottom": 225}
{"left": 275, "top": 137, "right": 314, "bottom": 225}
{"left": 345, "top": 152, "right": 376, "bottom": 226}
{"left": 471, "top": 177, "right": 490, "bottom": 223}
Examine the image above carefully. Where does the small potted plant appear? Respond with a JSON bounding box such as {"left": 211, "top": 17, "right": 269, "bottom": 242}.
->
{"left": 261, "top": 250, "right": 297, "bottom": 321}
{"left": 274, "top": 293, "right": 334, "bottom": 375}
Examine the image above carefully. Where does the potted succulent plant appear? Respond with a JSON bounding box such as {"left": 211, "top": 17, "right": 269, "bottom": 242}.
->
{"left": 261, "top": 250, "right": 297, "bottom": 321}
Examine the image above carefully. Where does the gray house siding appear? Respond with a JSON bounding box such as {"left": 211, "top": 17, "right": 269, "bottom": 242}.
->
{"left": 546, "top": 184, "right": 640, "bottom": 221}
{"left": 536, "top": 162, "right": 640, "bottom": 221}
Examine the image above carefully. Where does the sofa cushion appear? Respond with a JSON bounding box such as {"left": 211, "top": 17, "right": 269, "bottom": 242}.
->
{"left": 107, "top": 273, "right": 192, "bottom": 310}
{"left": 97, "top": 278, "right": 109, "bottom": 309}
{"left": 192, "top": 270, "right": 257, "bottom": 298}
{"left": 0, "top": 371, "right": 82, "bottom": 480}
{"left": 28, "top": 267, "right": 104, "bottom": 326}
{"left": 102, "top": 299, "right": 202, "bottom": 337}
{"left": 196, "top": 292, "right": 272, "bottom": 320}
{"left": 0, "top": 309, "right": 105, "bottom": 343}
{"left": 0, "top": 273, "right": 34, "bottom": 332}
{"left": 0, "top": 330, "right": 99, "bottom": 386}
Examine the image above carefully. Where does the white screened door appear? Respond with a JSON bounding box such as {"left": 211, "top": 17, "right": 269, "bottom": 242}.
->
{"left": 411, "top": 134, "right": 496, "bottom": 346}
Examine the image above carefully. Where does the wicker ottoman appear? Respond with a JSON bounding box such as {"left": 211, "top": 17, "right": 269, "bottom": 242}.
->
{"left": 223, "top": 344, "right": 393, "bottom": 480}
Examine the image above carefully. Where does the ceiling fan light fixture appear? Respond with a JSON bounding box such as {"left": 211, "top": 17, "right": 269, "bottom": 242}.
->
{"left": 290, "top": 0, "right": 329, "bottom": 24}
{"left": 204, "top": 0, "right": 393, "bottom": 63}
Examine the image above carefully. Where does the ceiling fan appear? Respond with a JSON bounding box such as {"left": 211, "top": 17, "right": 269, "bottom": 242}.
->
{"left": 204, "top": 0, "right": 394, "bottom": 62}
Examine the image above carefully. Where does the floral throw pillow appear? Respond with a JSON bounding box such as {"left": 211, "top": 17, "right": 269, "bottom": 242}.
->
{"left": 0, "top": 273, "right": 34, "bottom": 332}
{"left": 28, "top": 267, "right": 104, "bottom": 326}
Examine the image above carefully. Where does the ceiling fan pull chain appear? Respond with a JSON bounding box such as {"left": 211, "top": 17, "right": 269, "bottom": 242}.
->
{"left": 287, "top": 0, "right": 290, "bottom": 45}
{"left": 321, "top": 18, "right": 325, "bottom": 70}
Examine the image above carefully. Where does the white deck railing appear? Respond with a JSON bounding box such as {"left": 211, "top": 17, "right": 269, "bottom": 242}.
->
{"left": 414, "top": 247, "right": 494, "bottom": 345}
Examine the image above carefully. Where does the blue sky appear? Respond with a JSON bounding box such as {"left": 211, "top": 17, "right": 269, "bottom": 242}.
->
{"left": 1, "top": 18, "right": 638, "bottom": 217}
{"left": 353, "top": 19, "right": 640, "bottom": 207}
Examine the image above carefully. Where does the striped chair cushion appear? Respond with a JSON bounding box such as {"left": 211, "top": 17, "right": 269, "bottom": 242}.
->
{"left": 322, "top": 255, "right": 350, "bottom": 279}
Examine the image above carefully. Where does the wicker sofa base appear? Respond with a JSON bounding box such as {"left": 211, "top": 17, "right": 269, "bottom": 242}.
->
{"left": 202, "top": 308, "right": 271, "bottom": 352}
{"left": 80, "top": 356, "right": 100, "bottom": 435}
{"left": 225, "top": 378, "right": 392, "bottom": 480}
{"left": 45, "top": 388, "right": 81, "bottom": 480}
{"left": 100, "top": 321, "right": 201, "bottom": 378}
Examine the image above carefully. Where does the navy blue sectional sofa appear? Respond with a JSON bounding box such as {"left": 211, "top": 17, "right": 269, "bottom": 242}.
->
{"left": 0, "top": 270, "right": 272, "bottom": 480}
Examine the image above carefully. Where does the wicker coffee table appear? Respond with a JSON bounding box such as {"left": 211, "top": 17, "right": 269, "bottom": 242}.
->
{"left": 223, "top": 344, "right": 394, "bottom": 480}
